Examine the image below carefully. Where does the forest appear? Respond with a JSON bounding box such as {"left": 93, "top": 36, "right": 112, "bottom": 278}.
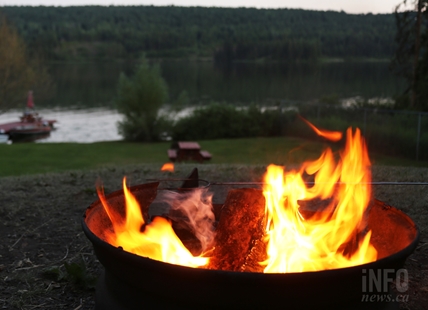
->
{"left": 0, "top": 6, "right": 396, "bottom": 62}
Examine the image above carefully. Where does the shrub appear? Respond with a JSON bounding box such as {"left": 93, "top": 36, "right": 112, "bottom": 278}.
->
{"left": 116, "top": 56, "right": 169, "bottom": 141}
{"left": 171, "top": 103, "right": 296, "bottom": 140}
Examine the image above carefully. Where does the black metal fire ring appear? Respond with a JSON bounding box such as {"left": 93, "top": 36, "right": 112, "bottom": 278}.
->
{"left": 82, "top": 182, "right": 419, "bottom": 310}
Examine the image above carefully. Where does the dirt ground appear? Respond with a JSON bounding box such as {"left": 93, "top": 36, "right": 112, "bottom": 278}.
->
{"left": 0, "top": 164, "right": 427, "bottom": 309}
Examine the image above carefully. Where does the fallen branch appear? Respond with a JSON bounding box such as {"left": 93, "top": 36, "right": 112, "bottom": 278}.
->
{"left": 9, "top": 219, "right": 53, "bottom": 250}
{"left": 14, "top": 265, "right": 44, "bottom": 271}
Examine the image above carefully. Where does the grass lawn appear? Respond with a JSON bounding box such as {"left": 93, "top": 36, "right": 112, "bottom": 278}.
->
{"left": 1, "top": 136, "right": 427, "bottom": 177}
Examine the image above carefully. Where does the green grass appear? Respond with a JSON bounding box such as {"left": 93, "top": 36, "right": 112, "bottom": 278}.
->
{"left": 1, "top": 136, "right": 427, "bottom": 177}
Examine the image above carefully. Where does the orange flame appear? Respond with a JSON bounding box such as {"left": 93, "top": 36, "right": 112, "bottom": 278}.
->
{"left": 301, "top": 116, "right": 343, "bottom": 141}
{"left": 97, "top": 178, "right": 208, "bottom": 268}
{"left": 262, "top": 127, "right": 377, "bottom": 273}
{"left": 96, "top": 120, "right": 377, "bottom": 272}
{"left": 161, "top": 162, "right": 175, "bottom": 172}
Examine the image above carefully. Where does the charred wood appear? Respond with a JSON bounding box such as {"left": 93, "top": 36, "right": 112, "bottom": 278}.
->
{"left": 208, "top": 188, "right": 266, "bottom": 272}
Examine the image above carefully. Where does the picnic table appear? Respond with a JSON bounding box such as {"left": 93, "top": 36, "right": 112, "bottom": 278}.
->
{"left": 168, "top": 141, "right": 212, "bottom": 162}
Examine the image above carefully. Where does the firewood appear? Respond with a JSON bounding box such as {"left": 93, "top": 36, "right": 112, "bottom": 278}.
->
{"left": 240, "top": 238, "right": 267, "bottom": 273}
{"left": 208, "top": 188, "right": 266, "bottom": 272}
{"left": 297, "top": 197, "right": 335, "bottom": 220}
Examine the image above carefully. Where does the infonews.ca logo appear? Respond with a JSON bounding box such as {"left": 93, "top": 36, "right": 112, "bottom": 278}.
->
{"left": 361, "top": 268, "right": 409, "bottom": 303}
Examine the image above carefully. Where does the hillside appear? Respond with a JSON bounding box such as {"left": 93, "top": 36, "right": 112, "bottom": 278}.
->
{"left": 0, "top": 6, "right": 396, "bottom": 62}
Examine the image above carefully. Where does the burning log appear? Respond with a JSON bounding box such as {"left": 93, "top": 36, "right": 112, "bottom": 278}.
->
{"left": 240, "top": 238, "right": 267, "bottom": 272}
{"left": 208, "top": 188, "right": 267, "bottom": 272}
{"left": 169, "top": 217, "right": 203, "bottom": 256}
{"left": 297, "top": 197, "right": 335, "bottom": 219}
{"left": 163, "top": 202, "right": 223, "bottom": 256}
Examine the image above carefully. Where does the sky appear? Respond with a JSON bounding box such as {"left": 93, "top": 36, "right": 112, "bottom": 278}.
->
{"left": 0, "top": 0, "right": 404, "bottom": 15}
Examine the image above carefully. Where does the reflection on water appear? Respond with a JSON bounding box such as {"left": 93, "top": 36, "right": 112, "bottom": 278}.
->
{"left": 0, "top": 108, "right": 122, "bottom": 143}
{"left": 165, "top": 60, "right": 404, "bottom": 104}
{"left": 41, "top": 60, "right": 404, "bottom": 109}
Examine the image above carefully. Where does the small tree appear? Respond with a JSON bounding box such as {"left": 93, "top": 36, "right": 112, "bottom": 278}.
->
{"left": 0, "top": 16, "right": 52, "bottom": 113}
{"left": 116, "top": 56, "right": 169, "bottom": 141}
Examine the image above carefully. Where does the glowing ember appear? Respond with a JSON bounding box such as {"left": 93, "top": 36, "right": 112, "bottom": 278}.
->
{"left": 161, "top": 162, "right": 175, "bottom": 172}
{"left": 96, "top": 120, "right": 378, "bottom": 272}
{"left": 300, "top": 116, "right": 343, "bottom": 142}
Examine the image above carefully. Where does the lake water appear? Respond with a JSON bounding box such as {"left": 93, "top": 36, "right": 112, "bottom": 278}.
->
{"left": 3, "top": 60, "right": 404, "bottom": 143}
{"left": 0, "top": 108, "right": 122, "bottom": 143}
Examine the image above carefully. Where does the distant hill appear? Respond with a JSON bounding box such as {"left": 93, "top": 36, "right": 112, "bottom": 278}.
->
{"left": 0, "top": 6, "right": 396, "bottom": 62}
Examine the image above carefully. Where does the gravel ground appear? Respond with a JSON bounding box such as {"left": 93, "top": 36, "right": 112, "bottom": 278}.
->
{"left": 0, "top": 164, "right": 427, "bottom": 309}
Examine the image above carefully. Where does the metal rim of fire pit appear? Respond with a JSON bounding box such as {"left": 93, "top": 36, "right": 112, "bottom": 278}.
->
{"left": 82, "top": 182, "right": 420, "bottom": 310}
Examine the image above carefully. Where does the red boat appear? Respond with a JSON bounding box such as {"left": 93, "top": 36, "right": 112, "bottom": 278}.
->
{"left": 0, "top": 91, "right": 57, "bottom": 142}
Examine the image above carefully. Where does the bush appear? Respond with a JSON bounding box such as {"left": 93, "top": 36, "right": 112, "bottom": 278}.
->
{"left": 171, "top": 103, "right": 296, "bottom": 140}
{"left": 116, "top": 56, "right": 169, "bottom": 141}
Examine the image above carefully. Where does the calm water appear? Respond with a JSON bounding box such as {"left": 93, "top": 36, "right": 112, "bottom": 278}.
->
{"left": 43, "top": 60, "right": 403, "bottom": 108}
{"left": 7, "top": 60, "right": 403, "bottom": 143}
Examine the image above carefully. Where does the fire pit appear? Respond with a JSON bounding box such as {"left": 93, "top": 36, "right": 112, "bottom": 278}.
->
{"left": 82, "top": 180, "right": 418, "bottom": 310}
{"left": 82, "top": 124, "right": 419, "bottom": 309}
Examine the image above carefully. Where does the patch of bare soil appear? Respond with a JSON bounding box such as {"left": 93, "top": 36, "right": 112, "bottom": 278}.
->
{"left": 0, "top": 164, "right": 427, "bottom": 309}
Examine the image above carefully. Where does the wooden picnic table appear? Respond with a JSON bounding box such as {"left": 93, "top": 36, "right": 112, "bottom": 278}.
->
{"left": 168, "top": 141, "right": 212, "bottom": 162}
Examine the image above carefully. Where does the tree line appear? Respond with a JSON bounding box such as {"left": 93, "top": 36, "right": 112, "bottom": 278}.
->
{"left": 0, "top": 6, "right": 396, "bottom": 62}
